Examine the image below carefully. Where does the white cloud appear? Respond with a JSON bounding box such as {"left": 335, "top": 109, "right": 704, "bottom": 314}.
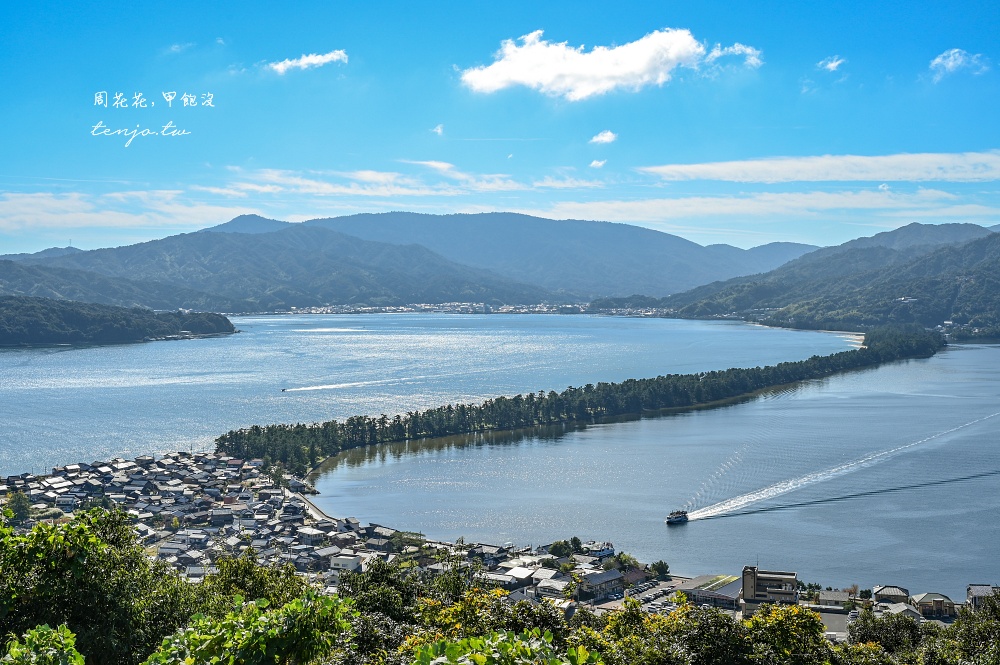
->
{"left": 461, "top": 28, "right": 759, "bottom": 101}
{"left": 221, "top": 163, "right": 528, "bottom": 197}
{"left": 216, "top": 37, "right": 226, "bottom": 46}
{"left": 590, "top": 160, "right": 606, "bottom": 168}
{"left": 817, "top": 55, "right": 846, "bottom": 72}
{"left": 251, "top": 169, "right": 447, "bottom": 197}
{"left": 590, "top": 130, "right": 617, "bottom": 144}
{"left": 267, "top": 49, "right": 348, "bottom": 75}
{"left": 167, "top": 42, "right": 195, "bottom": 54}
{"left": 340, "top": 170, "right": 417, "bottom": 185}
{"left": 878, "top": 183, "right": 890, "bottom": 191}
{"left": 639, "top": 151, "right": 1000, "bottom": 183}
{"left": 929, "top": 48, "right": 989, "bottom": 82}
{"left": 405, "top": 160, "right": 462, "bottom": 177}
{"left": 431, "top": 124, "right": 444, "bottom": 136}
{"left": 705, "top": 43, "right": 763, "bottom": 68}
{"left": 190, "top": 185, "right": 248, "bottom": 198}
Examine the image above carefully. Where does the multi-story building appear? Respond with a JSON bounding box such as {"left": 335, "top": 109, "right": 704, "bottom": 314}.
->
{"left": 739, "top": 566, "right": 798, "bottom": 617}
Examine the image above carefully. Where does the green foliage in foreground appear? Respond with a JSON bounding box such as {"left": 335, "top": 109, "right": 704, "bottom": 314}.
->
{"left": 1, "top": 625, "right": 85, "bottom": 665}
{"left": 413, "top": 630, "right": 601, "bottom": 665}
{"left": 141, "top": 594, "right": 354, "bottom": 665}
{"left": 215, "top": 326, "right": 945, "bottom": 475}
{"left": 4, "top": 507, "right": 1000, "bottom": 664}
{"left": 0, "top": 295, "right": 234, "bottom": 346}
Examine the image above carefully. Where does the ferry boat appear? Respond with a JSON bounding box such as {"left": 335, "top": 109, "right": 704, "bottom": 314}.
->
{"left": 665, "top": 510, "right": 689, "bottom": 525}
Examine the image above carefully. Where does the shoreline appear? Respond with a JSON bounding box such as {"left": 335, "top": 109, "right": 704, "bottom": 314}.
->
{"left": 0, "top": 330, "right": 237, "bottom": 349}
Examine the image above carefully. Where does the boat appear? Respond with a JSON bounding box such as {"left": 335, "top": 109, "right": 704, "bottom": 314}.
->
{"left": 665, "top": 510, "right": 689, "bottom": 525}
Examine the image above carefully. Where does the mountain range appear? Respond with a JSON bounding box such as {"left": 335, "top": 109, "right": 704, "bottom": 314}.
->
{"left": 2, "top": 214, "right": 997, "bottom": 320}
{"left": 595, "top": 222, "right": 1000, "bottom": 330}
{"left": 1, "top": 213, "right": 820, "bottom": 310}
{"left": 294, "top": 212, "right": 817, "bottom": 297}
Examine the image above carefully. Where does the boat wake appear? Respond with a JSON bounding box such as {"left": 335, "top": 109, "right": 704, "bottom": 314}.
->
{"left": 693, "top": 469, "right": 1000, "bottom": 520}
{"left": 687, "top": 411, "right": 1000, "bottom": 520}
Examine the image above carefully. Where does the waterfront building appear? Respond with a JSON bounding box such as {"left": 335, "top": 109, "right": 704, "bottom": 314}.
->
{"left": 873, "top": 585, "right": 910, "bottom": 604}
{"left": 740, "top": 566, "right": 798, "bottom": 617}
{"left": 910, "top": 592, "right": 957, "bottom": 617}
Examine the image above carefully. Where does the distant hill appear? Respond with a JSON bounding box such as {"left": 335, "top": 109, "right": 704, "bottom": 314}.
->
{"left": 0, "top": 260, "right": 249, "bottom": 311}
{"left": 0, "top": 295, "right": 234, "bottom": 346}
{"left": 200, "top": 214, "right": 292, "bottom": 234}
{"left": 705, "top": 241, "right": 819, "bottom": 271}
{"left": 597, "top": 222, "right": 1000, "bottom": 329}
{"left": 0, "top": 246, "right": 84, "bottom": 261}
{"left": 197, "top": 212, "right": 818, "bottom": 298}
{"left": 796, "top": 221, "right": 992, "bottom": 258}
{"left": 25, "top": 225, "right": 554, "bottom": 309}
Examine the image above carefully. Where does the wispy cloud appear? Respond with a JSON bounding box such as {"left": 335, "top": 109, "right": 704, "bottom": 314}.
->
{"left": 590, "top": 130, "right": 617, "bottom": 144}
{"left": 817, "top": 55, "right": 846, "bottom": 72}
{"left": 705, "top": 43, "right": 763, "bottom": 68}
{"left": 590, "top": 160, "right": 606, "bottom": 169}
{"left": 532, "top": 176, "right": 604, "bottom": 189}
{"left": 250, "top": 169, "right": 446, "bottom": 197}
{"left": 929, "top": 48, "right": 989, "bottom": 82}
{"left": 403, "top": 161, "right": 525, "bottom": 192}
{"left": 431, "top": 124, "right": 444, "bottom": 136}
{"left": 0, "top": 191, "right": 252, "bottom": 232}
{"left": 166, "top": 42, "right": 195, "bottom": 54}
{"left": 512, "top": 188, "right": 994, "bottom": 224}
{"left": 639, "top": 151, "right": 1000, "bottom": 183}
{"left": 267, "top": 49, "right": 348, "bottom": 75}
{"left": 460, "top": 28, "right": 759, "bottom": 101}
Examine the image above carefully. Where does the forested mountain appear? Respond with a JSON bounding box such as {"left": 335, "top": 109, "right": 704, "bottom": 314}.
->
{"left": 0, "top": 296, "right": 234, "bottom": 345}
{"left": 596, "top": 224, "right": 1000, "bottom": 330}
{"left": 226, "top": 211, "right": 819, "bottom": 297}
{"left": 23, "top": 225, "right": 554, "bottom": 310}
{"left": 0, "top": 260, "right": 248, "bottom": 311}
{"left": 653, "top": 223, "right": 994, "bottom": 311}
{"left": 772, "top": 232, "right": 1000, "bottom": 329}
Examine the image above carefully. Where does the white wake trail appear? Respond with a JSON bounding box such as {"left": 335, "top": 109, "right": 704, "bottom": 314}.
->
{"left": 687, "top": 411, "right": 1000, "bottom": 520}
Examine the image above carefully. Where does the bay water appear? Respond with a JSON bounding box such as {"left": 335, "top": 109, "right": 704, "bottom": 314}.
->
{"left": 3, "top": 314, "right": 995, "bottom": 597}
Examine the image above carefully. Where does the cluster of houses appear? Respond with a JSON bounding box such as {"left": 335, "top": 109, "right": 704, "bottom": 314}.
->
{"left": 0, "top": 451, "right": 627, "bottom": 599}
{"left": 2, "top": 450, "right": 998, "bottom": 633}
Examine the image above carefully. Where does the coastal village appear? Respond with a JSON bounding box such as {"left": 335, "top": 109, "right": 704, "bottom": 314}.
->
{"left": 2, "top": 449, "right": 997, "bottom": 645}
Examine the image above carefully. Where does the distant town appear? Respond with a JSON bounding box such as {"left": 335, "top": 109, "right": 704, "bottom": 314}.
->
{"left": 3, "top": 449, "right": 996, "bottom": 645}
{"left": 282, "top": 302, "right": 586, "bottom": 315}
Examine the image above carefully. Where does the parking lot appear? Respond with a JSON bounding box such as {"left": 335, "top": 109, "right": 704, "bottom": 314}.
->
{"left": 594, "top": 578, "right": 689, "bottom": 613}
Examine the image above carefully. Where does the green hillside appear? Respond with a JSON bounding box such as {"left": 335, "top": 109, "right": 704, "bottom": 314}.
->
{"left": 593, "top": 223, "right": 1000, "bottom": 331}
{"left": 0, "top": 296, "right": 235, "bottom": 346}
{"left": 22, "top": 225, "right": 555, "bottom": 310}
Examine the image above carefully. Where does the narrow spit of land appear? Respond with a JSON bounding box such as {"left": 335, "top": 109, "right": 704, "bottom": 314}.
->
{"left": 215, "top": 326, "right": 946, "bottom": 477}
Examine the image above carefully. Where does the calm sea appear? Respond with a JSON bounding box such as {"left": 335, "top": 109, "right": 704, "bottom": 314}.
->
{"left": 4, "top": 314, "right": 995, "bottom": 597}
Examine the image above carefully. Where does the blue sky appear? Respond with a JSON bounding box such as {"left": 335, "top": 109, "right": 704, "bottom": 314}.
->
{"left": 1, "top": 0, "right": 997, "bottom": 253}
